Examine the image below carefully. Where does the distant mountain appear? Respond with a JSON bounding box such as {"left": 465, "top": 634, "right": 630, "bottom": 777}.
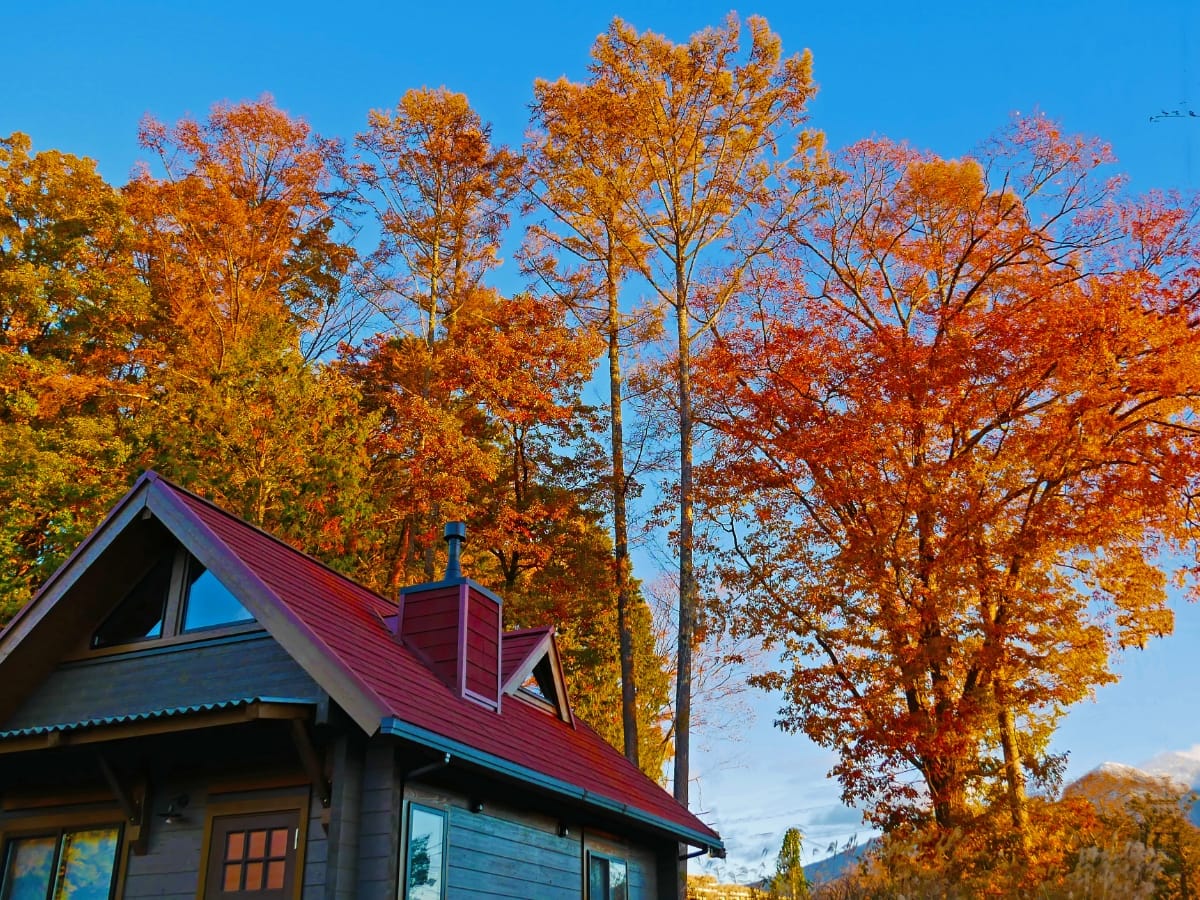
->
{"left": 799, "top": 748, "right": 1200, "bottom": 887}
{"left": 1066, "top": 749, "right": 1200, "bottom": 827}
{"left": 1141, "top": 745, "right": 1200, "bottom": 791}
{"left": 803, "top": 839, "right": 875, "bottom": 884}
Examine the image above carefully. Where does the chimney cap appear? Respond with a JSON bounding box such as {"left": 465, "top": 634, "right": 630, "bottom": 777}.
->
{"left": 444, "top": 522, "right": 466, "bottom": 541}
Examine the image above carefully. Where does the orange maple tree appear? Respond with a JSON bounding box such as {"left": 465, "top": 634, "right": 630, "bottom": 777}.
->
{"left": 0, "top": 133, "right": 147, "bottom": 616}
{"left": 700, "top": 116, "right": 1200, "bottom": 847}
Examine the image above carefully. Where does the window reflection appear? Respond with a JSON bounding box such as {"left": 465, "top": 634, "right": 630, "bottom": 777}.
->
{"left": 587, "top": 852, "right": 628, "bottom": 900}
{"left": 0, "top": 827, "right": 120, "bottom": 900}
{"left": 91, "top": 555, "right": 172, "bottom": 648}
{"left": 182, "top": 561, "right": 253, "bottom": 632}
{"left": 405, "top": 806, "right": 446, "bottom": 900}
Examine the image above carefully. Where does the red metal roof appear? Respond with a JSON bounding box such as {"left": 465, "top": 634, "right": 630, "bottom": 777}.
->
{"left": 158, "top": 478, "right": 720, "bottom": 847}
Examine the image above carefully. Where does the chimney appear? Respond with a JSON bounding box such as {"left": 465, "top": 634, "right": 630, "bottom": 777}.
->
{"left": 395, "top": 523, "right": 503, "bottom": 711}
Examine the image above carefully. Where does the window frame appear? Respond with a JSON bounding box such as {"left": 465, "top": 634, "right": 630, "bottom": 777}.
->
{"left": 400, "top": 803, "right": 448, "bottom": 900}
{"left": 585, "top": 849, "right": 629, "bottom": 900}
{"left": 84, "top": 549, "right": 260, "bottom": 657}
{"left": 195, "top": 792, "right": 310, "bottom": 900}
{"left": 0, "top": 810, "right": 126, "bottom": 900}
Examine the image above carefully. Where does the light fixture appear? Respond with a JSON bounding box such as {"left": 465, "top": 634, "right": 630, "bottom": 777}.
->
{"left": 557, "top": 823, "right": 570, "bottom": 838}
{"left": 158, "top": 794, "right": 189, "bottom": 824}
{"left": 469, "top": 799, "right": 484, "bottom": 814}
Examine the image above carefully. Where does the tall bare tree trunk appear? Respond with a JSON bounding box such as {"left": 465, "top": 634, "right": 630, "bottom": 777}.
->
{"left": 673, "top": 268, "right": 695, "bottom": 807}
{"left": 609, "top": 271, "right": 640, "bottom": 767}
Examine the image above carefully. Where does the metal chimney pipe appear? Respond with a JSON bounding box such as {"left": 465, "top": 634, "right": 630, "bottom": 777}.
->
{"left": 443, "top": 522, "right": 466, "bottom": 580}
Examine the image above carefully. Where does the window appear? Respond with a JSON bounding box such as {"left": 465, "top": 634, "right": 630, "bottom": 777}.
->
{"left": 90, "top": 555, "right": 174, "bottom": 648}
{"left": 203, "top": 810, "right": 299, "bottom": 899}
{"left": 182, "top": 559, "right": 253, "bottom": 633}
{"left": 0, "top": 826, "right": 121, "bottom": 900}
{"left": 403, "top": 805, "right": 446, "bottom": 900}
{"left": 90, "top": 550, "right": 255, "bottom": 651}
{"left": 587, "top": 851, "right": 628, "bottom": 900}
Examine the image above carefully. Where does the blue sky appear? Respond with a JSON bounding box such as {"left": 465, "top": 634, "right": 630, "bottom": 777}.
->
{"left": 5, "top": 0, "right": 1200, "bottom": 883}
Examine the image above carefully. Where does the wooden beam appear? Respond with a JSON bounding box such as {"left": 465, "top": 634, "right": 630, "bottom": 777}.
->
{"left": 97, "top": 755, "right": 150, "bottom": 855}
{"left": 289, "top": 720, "right": 330, "bottom": 808}
{"left": 0, "top": 702, "right": 313, "bottom": 755}
{"left": 97, "top": 756, "right": 138, "bottom": 824}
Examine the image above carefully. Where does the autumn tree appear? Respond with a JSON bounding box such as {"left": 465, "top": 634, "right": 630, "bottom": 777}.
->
{"left": 0, "top": 133, "right": 147, "bottom": 621}
{"left": 349, "top": 88, "right": 525, "bottom": 579}
{"left": 574, "top": 13, "right": 818, "bottom": 807}
{"left": 700, "top": 116, "right": 1200, "bottom": 849}
{"left": 124, "top": 98, "right": 373, "bottom": 558}
{"left": 524, "top": 74, "right": 656, "bottom": 765}
{"left": 352, "top": 87, "right": 523, "bottom": 341}
{"left": 126, "top": 96, "right": 354, "bottom": 376}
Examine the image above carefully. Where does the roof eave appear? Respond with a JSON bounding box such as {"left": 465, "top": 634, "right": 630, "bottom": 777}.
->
{"left": 379, "top": 715, "right": 724, "bottom": 855}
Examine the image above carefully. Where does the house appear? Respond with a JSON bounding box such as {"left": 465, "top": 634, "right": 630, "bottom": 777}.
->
{"left": 0, "top": 471, "right": 722, "bottom": 899}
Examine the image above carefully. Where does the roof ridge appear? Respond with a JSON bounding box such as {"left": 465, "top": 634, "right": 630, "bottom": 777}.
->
{"left": 151, "top": 471, "right": 397, "bottom": 610}
{"left": 503, "top": 625, "right": 555, "bottom": 638}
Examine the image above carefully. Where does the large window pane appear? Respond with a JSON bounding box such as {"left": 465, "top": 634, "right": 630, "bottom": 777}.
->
{"left": 182, "top": 561, "right": 253, "bottom": 632}
{"left": 52, "top": 828, "right": 120, "bottom": 900}
{"left": 588, "top": 856, "right": 608, "bottom": 900}
{"left": 1, "top": 828, "right": 119, "bottom": 900}
{"left": 0, "top": 836, "right": 56, "bottom": 900}
{"left": 404, "top": 806, "right": 446, "bottom": 900}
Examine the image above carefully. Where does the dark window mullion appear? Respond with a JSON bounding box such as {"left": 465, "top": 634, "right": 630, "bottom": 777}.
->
{"left": 44, "top": 829, "right": 65, "bottom": 900}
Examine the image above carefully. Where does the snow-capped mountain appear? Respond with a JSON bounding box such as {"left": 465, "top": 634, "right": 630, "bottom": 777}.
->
{"left": 1068, "top": 746, "right": 1200, "bottom": 827}
{"left": 1140, "top": 745, "right": 1200, "bottom": 790}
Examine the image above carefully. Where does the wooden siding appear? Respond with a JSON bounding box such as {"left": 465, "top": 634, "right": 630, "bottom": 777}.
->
{"left": 401, "top": 780, "right": 664, "bottom": 900}
{"left": 355, "top": 740, "right": 402, "bottom": 899}
{"left": 400, "top": 781, "right": 583, "bottom": 900}
{"left": 122, "top": 778, "right": 207, "bottom": 900}
{"left": 2, "top": 633, "right": 319, "bottom": 730}
{"left": 124, "top": 780, "right": 317, "bottom": 900}
{"left": 447, "top": 806, "right": 581, "bottom": 899}
{"left": 586, "top": 830, "right": 660, "bottom": 900}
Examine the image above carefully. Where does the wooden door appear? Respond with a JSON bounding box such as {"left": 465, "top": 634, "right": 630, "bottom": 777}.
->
{"left": 204, "top": 810, "right": 300, "bottom": 900}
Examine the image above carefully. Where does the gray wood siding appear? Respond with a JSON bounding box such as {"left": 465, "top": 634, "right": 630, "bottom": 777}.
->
{"left": 585, "top": 831, "right": 659, "bottom": 900}
{"left": 2, "top": 633, "right": 319, "bottom": 729}
{"left": 356, "top": 739, "right": 402, "bottom": 900}
{"left": 446, "top": 808, "right": 581, "bottom": 899}
{"left": 122, "top": 781, "right": 322, "bottom": 900}
{"left": 320, "top": 736, "right": 364, "bottom": 900}
{"left": 123, "top": 781, "right": 207, "bottom": 900}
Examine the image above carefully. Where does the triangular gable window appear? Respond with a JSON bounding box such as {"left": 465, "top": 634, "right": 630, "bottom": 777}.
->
{"left": 182, "top": 558, "right": 253, "bottom": 632}
{"left": 90, "top": 550, "right": 257, "bottom": 651}
{"left": 91, "top": 554, "right": 174, "bottom": 649}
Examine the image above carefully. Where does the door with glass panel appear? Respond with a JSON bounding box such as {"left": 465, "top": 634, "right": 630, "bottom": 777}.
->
{"left": 204, "top": 811, "right": 300, "bottom": 899}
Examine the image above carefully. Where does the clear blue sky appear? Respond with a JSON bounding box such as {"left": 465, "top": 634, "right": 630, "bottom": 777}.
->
{"left": 5, "top": 0, "right": 1200, "bottom": 883}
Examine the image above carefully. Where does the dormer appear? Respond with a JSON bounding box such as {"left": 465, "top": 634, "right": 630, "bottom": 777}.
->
{"left": 501, "top": 626, "right": 573, "bottom": 724}
{"left": 395, "top": 524, "right": 503, "bottom": 711}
